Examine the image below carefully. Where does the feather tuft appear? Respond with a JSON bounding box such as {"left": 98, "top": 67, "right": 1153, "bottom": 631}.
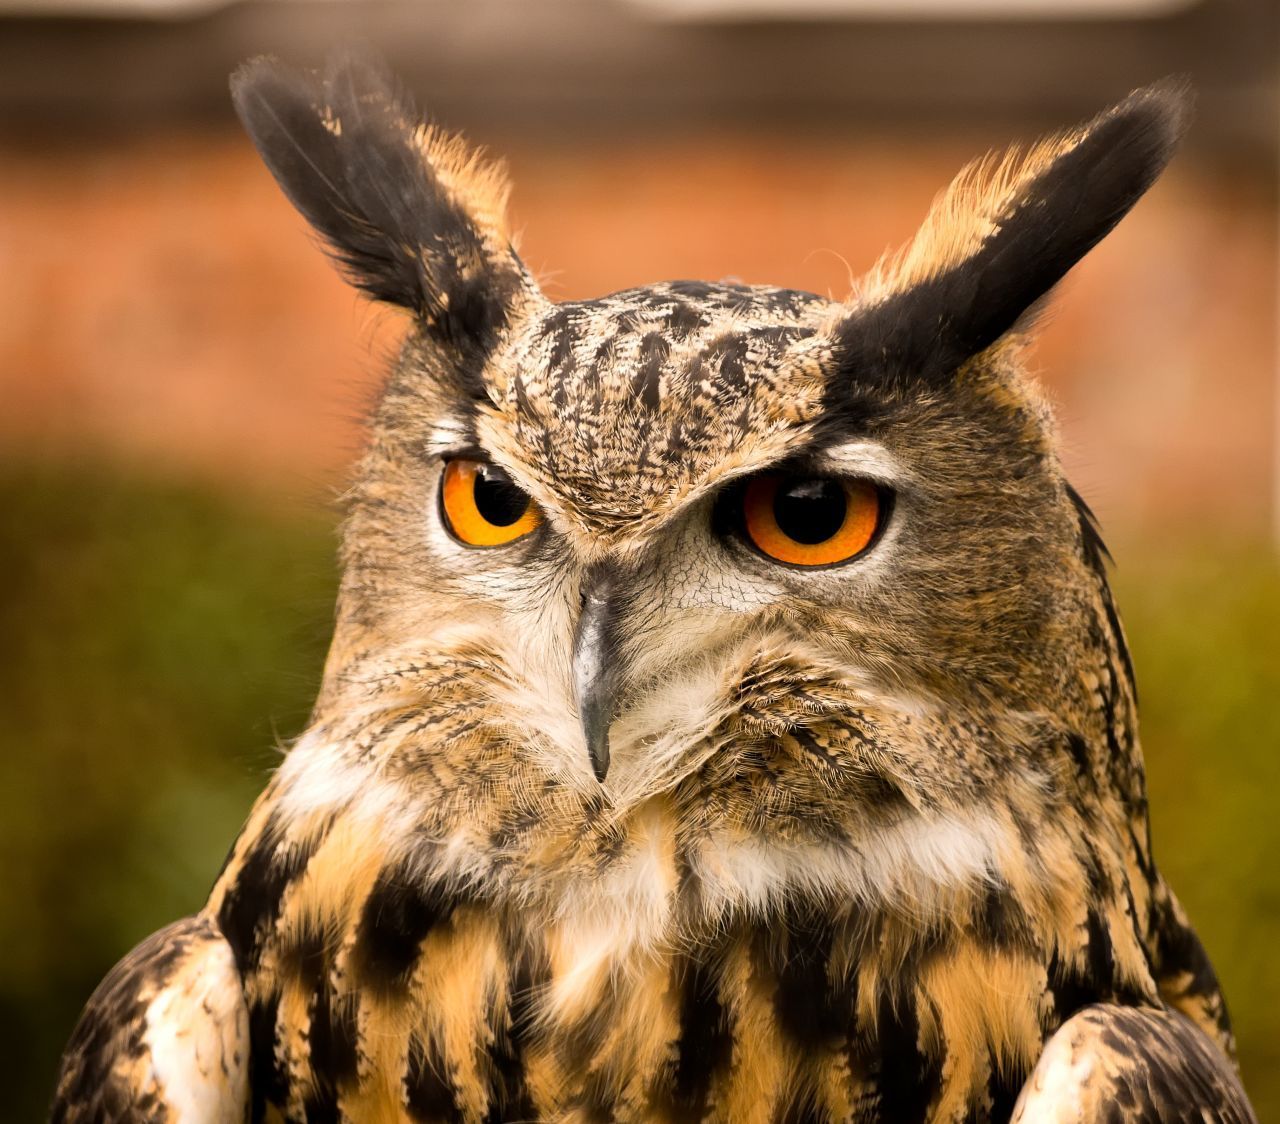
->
{"left": 837, "top": 79, "right": 1193, "bottom": 387}
{"left": 231, "top": 50, "right": 533, "bottom": 351}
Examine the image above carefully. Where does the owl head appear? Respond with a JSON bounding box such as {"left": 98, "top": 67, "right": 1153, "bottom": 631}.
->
{"left": 233, "top": 56, "right": 1186, "bottom": 834}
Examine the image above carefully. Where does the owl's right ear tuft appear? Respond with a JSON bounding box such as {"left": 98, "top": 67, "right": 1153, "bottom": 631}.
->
{"left": 231, "top": 52, "right": 537, "bottom": 352}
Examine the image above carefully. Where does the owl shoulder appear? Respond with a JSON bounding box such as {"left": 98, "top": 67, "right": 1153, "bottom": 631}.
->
{"left": 51, "top": 914, "right": 248, "bottom": 1124}
{"left": 1012, "top": 1003, "right": 1256, "bottom": 1123}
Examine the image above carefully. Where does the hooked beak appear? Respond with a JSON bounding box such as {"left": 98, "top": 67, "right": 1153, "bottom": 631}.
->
{"left": 572, "top": 566, "right": 624, "bottom": 783}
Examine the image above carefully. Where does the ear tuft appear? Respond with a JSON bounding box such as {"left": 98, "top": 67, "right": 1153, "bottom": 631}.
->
{"left": 230, "top": 51, "right": 534, "bottom": 351}
{"left": 838, "top": 79, "right": 1192, "bottom": 385}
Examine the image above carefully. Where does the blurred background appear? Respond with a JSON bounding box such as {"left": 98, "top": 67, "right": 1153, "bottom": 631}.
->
{"left": 1, "top": 0, "right": 1277, "bottom": 1117}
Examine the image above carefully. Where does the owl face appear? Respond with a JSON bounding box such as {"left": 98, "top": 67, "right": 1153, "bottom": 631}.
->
{"left": 335, "top": 277, "right": 1086, "bottom": 816}
{"left": 235, "top": 56, "right": 1185, "bottom": 822}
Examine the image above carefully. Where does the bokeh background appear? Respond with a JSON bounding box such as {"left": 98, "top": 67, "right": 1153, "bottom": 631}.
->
{"left": 2, "top": 0, "right": 1278, "bottom": 1118}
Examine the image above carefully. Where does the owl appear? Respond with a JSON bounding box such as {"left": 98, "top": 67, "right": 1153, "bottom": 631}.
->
{"left": 51, "top": 53, "right": 1257, "bottom": 1123}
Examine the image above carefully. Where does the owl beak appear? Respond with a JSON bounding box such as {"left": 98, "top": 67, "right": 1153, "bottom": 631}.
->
{"left": 573, "top": 567, "right": 623, "bottom": 783}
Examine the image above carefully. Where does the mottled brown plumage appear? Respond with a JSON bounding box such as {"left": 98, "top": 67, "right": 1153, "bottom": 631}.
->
{"left": 52, "top": 54, "right": 1256, "bottom": 1123}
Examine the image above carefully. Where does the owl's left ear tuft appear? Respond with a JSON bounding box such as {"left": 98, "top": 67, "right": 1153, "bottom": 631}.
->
{"left": 837, "top": 79, "right": 1192, "bottom": 387}
{"left": 231, "top": 51, "right": 537, "bottom": 352}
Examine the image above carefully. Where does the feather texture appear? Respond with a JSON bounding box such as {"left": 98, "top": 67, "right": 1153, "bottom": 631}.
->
{"left": 50, "top": 916, "right": 247, "bottom": 1123}
{"left": 230, "top": 51, "right": 536, "bottom": 353}
{"left": 838, "top": 80, "right": 1192, "bottom": 390}
{"left": 1012, "top": 1005, "right": 1257, "bottom": 1122}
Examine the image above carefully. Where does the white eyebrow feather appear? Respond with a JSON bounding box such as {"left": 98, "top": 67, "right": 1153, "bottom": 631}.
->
{"left": 425, "top": 417, "right": 476, "bottom": 456}
{"left": 813, "top": 439, "right": 909, "bottom": 483}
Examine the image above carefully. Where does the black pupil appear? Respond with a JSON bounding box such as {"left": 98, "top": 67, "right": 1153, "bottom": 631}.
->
{"left": 773, "top": 477, "right": 847, "bottom": 544}
{"left": 473, "top": 465, "right": 530, "bottom": 527}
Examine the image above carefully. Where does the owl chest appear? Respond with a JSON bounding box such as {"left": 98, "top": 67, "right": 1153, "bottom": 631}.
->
{"left": 213, "top": 777, "right": 1126, "bottom": 1121}
{"left": 237, "top": 876, "right": 1047, "bottom": 1123}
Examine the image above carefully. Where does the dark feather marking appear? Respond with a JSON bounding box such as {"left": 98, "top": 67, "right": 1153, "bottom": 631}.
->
{"left": 543, "top": 306, "right": 579, "bottom": 408}
{"left": 540, "top": 304, "right": 576, "bottom": 365}
{"left": 218, "top": 813, "right": 320, "bottom": 975}
{"left": 786, "top": 724, "right": 840, "bottom": 766}
{"left": 1067, "top": 482, "right": 1138, "bottom": 701}
{"left": 971, "top": 879, "right": 1035, "bottom": 951}
{"left": 707, "top": 333, "right": 750, "bottom": 391}
{"left": 1150, "top": 891, "right": 1232, "bottom": 1043}
{"left": 300, "top": 937, "right": 360, "bottom": 1122}
{"left": 303, "top": 1088, "right": 340, "bottom": 1124}
{"left": 485, "top": 943, "right": 539, "bottom": 1124}
{"left": 1044, "top": 947, "right": 1095, "bottom": 1034}
{"left": 351, "top": 870, "right": 471, "bottom": 995}
{"left": 867, "top": 985, "right": 942, "bottom": 1120}
{"left": 766, "top": 909, "right": 853, "bottom": 1051}
{"left": 985, "top": 1063, "right": 1023, "bottom": 1123}
{"left": 1084, "top": 906, "right": 1116, "bottom": 994}
{"left": 1064, "top": 732, "right": 1094, "bottom": 785}
{"left": 635, "top": 331, "right": 670, "bottom": 409}
{"left": 405, "top": 1035, "right": 463, "bottom": 1121}
{"left": 666, "top": 299, "right": 709, "bottom": 339}
{"left": 301, "top": 991, "right": 345, "bottom": 1122}
{"left": 1048, "top": 906, "right": 1129, "bottom": 1028}
{"left": 248, "top": 991, "right": 288, "bottom": 1123}
{"left": 280, "top": 916, "right": 328, "bottom": 993}
{"left": 672, "top": 954, "right": 733, "bottom": 1118}
{"left": 1067, "top": 482, "right": 1113, "bottom": 570}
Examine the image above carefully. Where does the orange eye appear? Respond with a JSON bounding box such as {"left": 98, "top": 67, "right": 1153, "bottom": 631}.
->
{"left": 741, "top": 474, "right": 883, "bottom": 567}
{"left": 440, "top": 458, "right": 540, "bottom": 547}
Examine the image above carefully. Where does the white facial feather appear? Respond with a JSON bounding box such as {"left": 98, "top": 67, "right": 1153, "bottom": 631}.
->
{"left": 813, "top": 438, "right": 911, "bottom": 485}
{"left": 693, "top": 812, "right": 1009, "bottom": 921}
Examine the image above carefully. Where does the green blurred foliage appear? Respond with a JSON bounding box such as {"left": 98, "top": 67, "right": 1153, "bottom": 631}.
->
{"left": 0, "top": 463, "right": 336, "bottom": 1121}
{"left": 1114, "top": 547, "right": 1280, "bottom": 1110}
{"left": 2, "top": 463, "right": 1277, "bottom": 1119}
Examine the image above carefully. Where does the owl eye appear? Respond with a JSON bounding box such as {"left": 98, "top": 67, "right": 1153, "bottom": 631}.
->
{"left": 738, "top": 473, "right": 885, "bottom": 567}
{"left": 440, "top": 458, "right": 541, "bottom": 547}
